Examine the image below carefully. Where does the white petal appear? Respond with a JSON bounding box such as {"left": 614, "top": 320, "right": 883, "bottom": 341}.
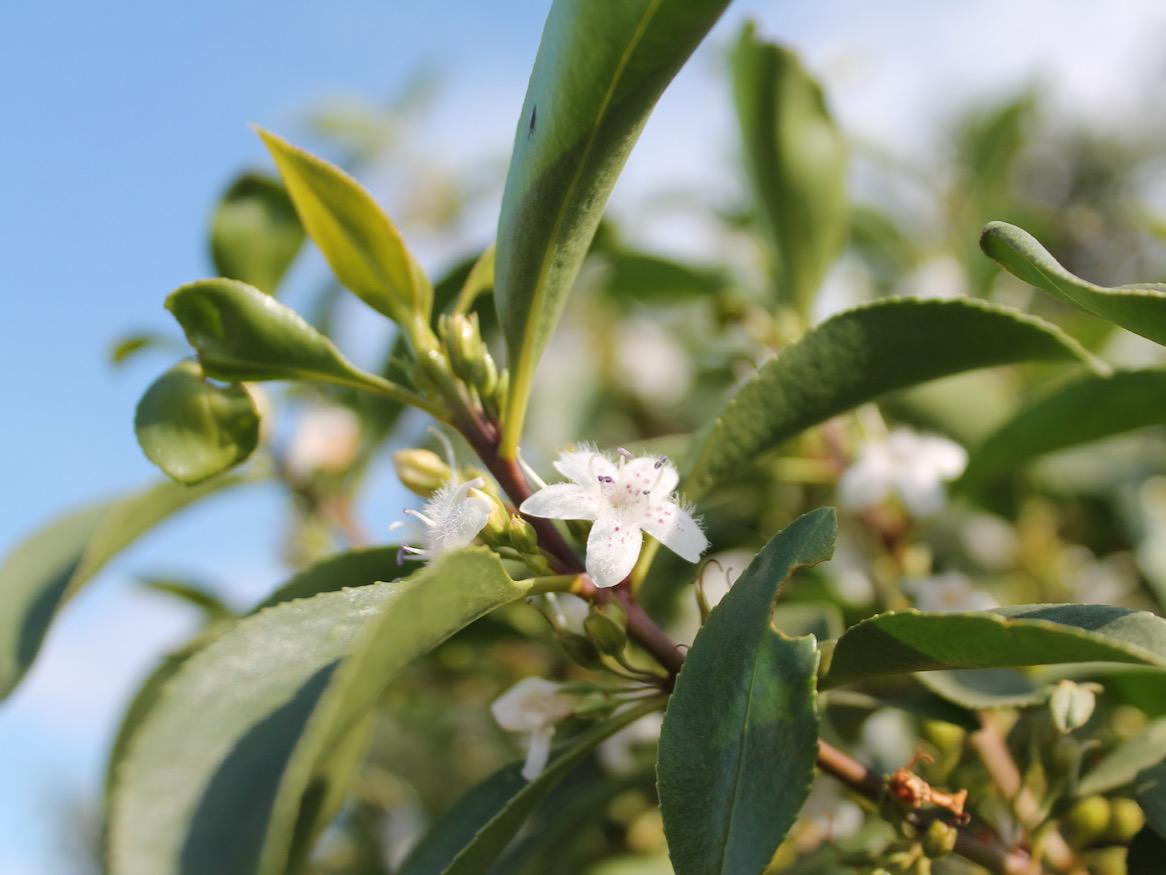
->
{"left": 641, "top": 500, "right": 708, "bottom": 563}
{"left": 519, "top": 483, "right": 598, "bottom": 521}
{"left": 522, "top": 726, "right": 555, "bottom": 780}
{"left": 585, "top": 513, "right": 643, "bottom": 588}
{"left": 554, "top": 448, "right": 617, "bottom": 486}
{"left": 919, "top": 435, "right": 968, "bottom": 479}
{"left": 837, "top": 460, "right": 891, "bottom": 512}
{"left": 491, "top": 677, "right": 568, "bottom": 732}
{"left": 427, "top": 491, "right": 491, "bottom": 555}
{"left": 617, "top": 456, "right": 679, "bottom": 497}
{"left": 895, "top": 469, "right": 947, "bottom": 518}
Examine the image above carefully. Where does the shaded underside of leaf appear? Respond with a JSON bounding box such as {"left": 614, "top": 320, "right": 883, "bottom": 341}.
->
{"left": 658, "top": 509, "right": 836, "bottom": 875}
{"left": 822, "top": 604, "right": 1166, "bottom": 688}
{"left": 682, "top": 297, "right": 1091, "bottom": 501}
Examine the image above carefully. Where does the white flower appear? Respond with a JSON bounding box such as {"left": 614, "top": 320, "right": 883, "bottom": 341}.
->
{"left": 838, "top": 428, "right": 967, "bottom": 518}
{"left": 903, "top": 571, "right": 996, "bottom": 613}
{"left": 287, "top": 404, "right": 361, "bottom": 477}
{"left": 491, "top": 677, "right": 575, "bottom": 780}
{"left": 520, "top": 447, "right": 708, "bottom": 588}
{"left": 390, "top": 476, "right": 492, "bottom": 562}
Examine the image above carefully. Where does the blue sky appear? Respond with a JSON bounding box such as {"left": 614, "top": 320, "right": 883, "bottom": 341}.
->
{"left": 2, "top": 2, "right": 1165, "bottom": 871}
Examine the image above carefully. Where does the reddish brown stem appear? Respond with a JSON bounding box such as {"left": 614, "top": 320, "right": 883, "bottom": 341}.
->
{"left": 455, "top": 413, "right": 1041, "bottom": 875}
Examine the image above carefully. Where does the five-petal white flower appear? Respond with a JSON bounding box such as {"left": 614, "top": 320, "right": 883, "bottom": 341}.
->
{"left": 390, "top": 476, "right": 492, "bottom": 562}
{"left": 838, "top": 428, "right": 967, "bottom": 518}
{"left": 520, "top": 448, "right": 708, "bottom": 588}
{"left": 490, "top": 677, "right": 575, "bottom": 780}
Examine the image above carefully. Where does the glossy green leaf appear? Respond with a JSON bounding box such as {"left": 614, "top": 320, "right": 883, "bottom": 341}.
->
{"left": 403, "top": 699, "right": 661, "bottom": 875}
{"left": 210, "top": 172, "right": 304, "bottom": 295}
{"left": 494, "top": 0, "right": 730, "bottom": 452}
{"left": 658, "top": 509, "right": 835, "bottom": 875}
{"left": 0, "top": 476, "right": 245, "bottom": 701}
{"left": 731, "top": 23, "right": 846, "bottom": 315}
{"left": 1136, "top": 762, "right": 1166, "bottom": 839}
{"left": 683, "top": 298, "right": 1091, "bottom": 500}
{"left": 958, "top": 369, "right": 1166, "bottom": 494}
{"left": 981, "top": 221, "right": 1166, "bottom": 346}
{"left": 1076, "top": 718, "right": 1166, "bottom": 796}
{"left": 166, "top": 278, "right": 433, "bottom": 412}
{"left": 134, "top": 359, "right": 260, "bottom": 485}
{"left": 915, "top": 669, "right": 1048, "bottom": 710}
{"left": 252, "top": 545, "right": 408, "bottom": 611}
{"left": 822, "top": 604, "right": 1166, "bottom": 689}
{"left": 109, "top": 548, "right": 528, "bottom": 875}
{"left": 258, "top": 128, "right": 431, "bottom": 325}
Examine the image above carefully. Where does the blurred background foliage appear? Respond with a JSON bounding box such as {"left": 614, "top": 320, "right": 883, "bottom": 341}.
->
{"left": 63, "top": 30, "right": 1166, "bottom": 875}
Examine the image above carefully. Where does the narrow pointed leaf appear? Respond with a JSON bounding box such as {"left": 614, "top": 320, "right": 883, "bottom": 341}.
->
{"left": 166, "top": 278, "right": 405, "bottom": 396}
{"left": 823, "top": 604, "right": 1166, "bottom": 688}
{"left": 658, "top": 509, "right": 836, "bottom": 875}
{"left": 494, "top": 0, "right": 730, "bottom": 451}
{"left": 109, "top": 549, "right": 528, "bottom": 875}
{"left": 731, "top": 23, "right": 846, "bottom": 314}
{"left": 958, "top": 369, "right": 1166, "bottom": 494}
{"left": 981, "top": 221, "right": 1166, "bottom": 346}
{"left": 403, "top": 699, "right": 662, "bottom": 875}
{"left": 211, "top": 172, "right": 304, "bottom": 295}
{"left": 0, "top": 476, "right": 246, "bottom": 701}
{"left": 258, "top": 128, "right": 430, "bottom": 324}
{"left": 134, "top": 359, "right": 260, "bottom": 485}
{"left": 1076, "top": 718, "right": 1166, "bottom": 796}
{"left": 683, "top": 298, "right": 1092, "bottom": 500}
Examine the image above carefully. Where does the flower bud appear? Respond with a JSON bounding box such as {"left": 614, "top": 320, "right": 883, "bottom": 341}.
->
{"left": 507, "top": 514, "right": 540, "bottom": 555}
{"left": 440, "top": 313, "right": 482, "bottom": 383}
{"left": 392, "top": 448, "right": 451, "bottom": 497}
{"left": 1102, "top": 798, "right": 1144, "bottom": 845}
{"left": 573, "top": 691, "right": 618, "bottom": 718}
{"left": 1063, "top": 795, "right": 1111, "bottom": 848}
{"left": 556, "top": 630, "right": 602, "bottom": 669}
{"left": 475, "top": 489, "right": 510, "bottom": 543}
{"left": 584, "top": 601, "right": 628, "bottom": 656}
{"left": 1049, "top": 679, "right": 1097, "bottom": 734}
{"left": 922, "top": 818, "right": 957, "bottom": 858}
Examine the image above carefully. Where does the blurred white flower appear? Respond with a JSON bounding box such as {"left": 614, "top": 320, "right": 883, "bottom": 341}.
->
{"left": 613, "top": 318, "right": 693, "bottom": 405}
{"left": 1061, "top": 546, "right": 1136, "bottom": 604}
{"left": 521, "top": 448, "right": 708, "bottom": 588}
{"left": 390, "top": 477, "right": 492, "bottom": 562}
{"left": 826, "top": 530, "right": 876, "bottom": 605}
{"left": 838, "top": 428, "right": 967, "bottom": 518}
{"left": 491, "top": 677, "right": 575, "bottom": 780}
{"left": 903, "top": 571, "right": 996, "bottom": 613}
{"left": 902, "top": 254, "right": 968, "bottom": 300}
{"left": 598, "top": 712, "right": 663, "bottom": 775}
{"left": 961, "top": 513, "right": 1018, "bottom": 570}
{"left": 286, "top": 404, "right": 361, "bottom": 477}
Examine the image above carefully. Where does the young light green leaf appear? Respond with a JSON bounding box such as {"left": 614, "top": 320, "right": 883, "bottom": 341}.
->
{"left": 683, "top": 298, "right": 1092, "bottom": 500}
{"left": 166, "top": 278, "right": 440, "bottom": 413}
{"left": 958, "top": 369, "right": 1166, "bottom": 495}
{"left": 658, "top": 509, "right": 836, "bottom": 875}
{"left": 210, "top": 172, "right": 304, "bottom": 295}
{"left": 981, "top": 221, "right": 1166, "bottom": 346}
{"left": 494, "top": 0, "right": 731, "bottom": 454}
{"left": 0, "top": 476, "right": 247, "bottom": 701}
{"left": 258, "top": 127, "right": 431, "bottom": 326}
{"left": 822, "top": 604, "right": 1166, "bottom": 689}
{"left": 109, "top": 331, "right": 183, "bottom": 367}
{"left": 1076, "top": 718, "right": 1166, "bottom": 796}
{"left": 108, "top": 548, "right": 529, "bottom": 875}
{"left": 402, "top": 699, "right": 662, "bottom": 875}
{"left": 731, "top": 23, "right": 847, "bottom": 316}
{"left": 134, "top": 359, "right": 260, "bottom": 485}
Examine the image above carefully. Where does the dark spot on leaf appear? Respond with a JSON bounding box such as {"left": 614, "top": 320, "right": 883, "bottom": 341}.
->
{"left": 528, "top": 105, "right": 537, "bottom": 138}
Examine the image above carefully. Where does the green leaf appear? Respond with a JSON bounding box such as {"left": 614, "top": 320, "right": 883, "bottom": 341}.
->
{"left": 252, "top": 545, "right": 410, "bottom": 611}
{"left": 1076, "top": 718, "right": 1166, "bottom": 796}
{"left": 108, "top": 548, "right": 528, "bottom": 875}
{"left": 166, "top": 278, "right": 436, "bottom": 413}
{"left": 494, "top": 0, "right": 730, "bottom": 453}
{"left": 915, "top": 669, "right": 1049, "bottom": 710}
{"left": 401, "top": 700, "right": 661, "bottom": 875}
{"left": 139, "top": 576, "right": 234, "bottom": 622}
{"left": 109, "top": 331, "right": 182, "bottom": 367}
{"left": 682, "top": 298, "right": 1091, "bottom": 500}
{"left": 730, "top": 23, "right": 847, "bottom": 315}
{"left": 1136, "top": 762, "right": 1166, "bottom": 839}
{"left": 0, "top": 477, "right": 246, "bottom": 701}
{"left": 658, "top": 509, "right": 836, "bottom": 875}
{"left": 598, "top": 249, "right": 727, "bottom": 305}
{"left": 981, "top": 221, "right": 1166, "bottom": 346}
{"left": 134, "top": 359, "right": 260, "bottom": 485}
{"left": 1129, "top": 825, "right": 1166, "bottom": 872}
{"left": 258, "top": 128, "right": 431, "bottom": 326}
{"left": 822, "top": 604, "right": 1166, "bottom": 689}
{"left": 958, "top": 369, "right": 1166, "bottom": 495}
{"left": 211, "top": 172, "right": 304, "bottom": 295}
